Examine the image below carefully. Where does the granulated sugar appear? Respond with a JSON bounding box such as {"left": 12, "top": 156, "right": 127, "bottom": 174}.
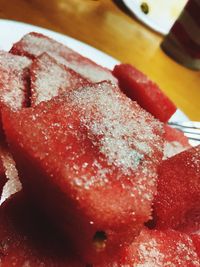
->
{"left": 0, "top": 51, "right": 31, "bottom": 109}
{"left": 11, "top": 32, "right": 116, "bottom": 83}
{"left": 31, "top": 53, "right": 89, "bottom": 106}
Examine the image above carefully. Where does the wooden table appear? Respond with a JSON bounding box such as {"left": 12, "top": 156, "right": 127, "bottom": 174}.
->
{"left": 0, "top": 0, "right": 199, "bottom": 120}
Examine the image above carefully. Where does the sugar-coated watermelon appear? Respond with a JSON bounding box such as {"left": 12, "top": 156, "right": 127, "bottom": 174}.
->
{"left": 0, "top": 51, "right": 31, "bottom": 110}
{"left": 0, "top": 51, "right": 31, "bottom": 140}
{"left": 0, "top": 145, "right": 22, "bottom": 205}
{"left": 120, "top": 228, "right": 200, "bottom": 266}
{"left": 153, "top": 145, "right": 200, "bottom": 231}
{"left": 113, "top": 64, "right": 177, "bottom": 122}
{"left": 10, "top": 32, "right": 117, "bottom": 84}
{"left": 2, "top": 81, "right": 164, "bottom": 263}
{"left": 30, "top": 52, "right": 89, "bottom": 106}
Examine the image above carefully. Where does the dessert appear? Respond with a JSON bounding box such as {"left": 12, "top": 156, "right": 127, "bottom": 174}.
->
{"left": 118, "top": 228, "right": 200, "bottom": 266}
{"left": 113, "top": 64, "right": 177, "bottom": 122}
{"left": 153, "top": 145, "right": 200, "bottom": 231}
{"left": 0, "top": 146, "right": 22, "bottom": 205}
{"left": 10, "top": 32, "right": 117, "bottom": 83}
{"left": 0, "top": 51, "right": 31, "bottom": 141}
{"left": 2, "top": 81, "right": 164, "bottom": 263}
{"left": 0, "top": 31, "right": 198, "bottom": 266}
{"left": 30, "top": 52, "right": 89, "bottom": 106}
{"left": 0, "top": 51, "right": 31, "bottom": 110}
{"left": 0, "top": 51, "right": 31, "bottom": 203}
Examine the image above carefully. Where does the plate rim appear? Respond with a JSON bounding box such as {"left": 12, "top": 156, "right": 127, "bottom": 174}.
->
{"left": 0, "top": 19, "right": 119, "bottom": 69}
{"left": 122, "top": 0, "right": 169, "bottom": 35}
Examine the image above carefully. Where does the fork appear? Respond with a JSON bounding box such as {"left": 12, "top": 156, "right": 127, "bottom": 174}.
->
{"left": 168, "top": 121, "right": 200, "bottom": 147}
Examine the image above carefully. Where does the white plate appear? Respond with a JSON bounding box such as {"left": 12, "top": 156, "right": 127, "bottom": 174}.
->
{"left": 0, "top": 19, "right": 188, "bottom": 122}
{"left": 122, "top": 0, "right": 187, "bottom": 35}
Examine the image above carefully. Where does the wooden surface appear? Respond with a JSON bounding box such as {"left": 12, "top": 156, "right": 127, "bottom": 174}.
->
{"left": 0, "top": 0, "right": 199, "bottom": 120}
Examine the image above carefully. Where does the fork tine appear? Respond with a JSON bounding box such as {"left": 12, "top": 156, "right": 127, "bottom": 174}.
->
{"left": 168, "top": 121, "right": 200, "bottom": 146}
{"left": 170, "top": 126, "right": 200, "bottom": 136}
{"left": 183, "top": 132, "right": 200, "bottom": 141}
{"left": 169, "top": 121, "right": 200, "bottom": 129}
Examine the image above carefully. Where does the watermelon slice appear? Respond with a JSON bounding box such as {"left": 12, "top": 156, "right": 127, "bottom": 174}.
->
{"left": 163, "top": 124, "right": 191, "bottom": 159}
{"left": 0, "top": 51, "right": 30, "bottom": 202}
{"left": 0, "top": 192, "right": 82, "bottom": 267}
{"left": 119, "top": 228, "right": 200, "bottom": 266}
{"left": 30, "top": 53, "right": 89, "bottom": 106}
{"left": 2, "top": 81, "right": 164, "bottom": 263}
{"left": 113, "top": 64, "right": 177, "bottom": 122}
{"left": 0, "top": 145, "right": 22, "bottom": 205}
{"left": 153, "top": 145, "right": 200, "bottom": 231}
{"left": 0, "top": 51, "right": 31, "bottom": 110}
{"left": 10, "top": 32, "right": 116, "bottom": 84}
{"left": 0, "top": 51, "right": 31, "bottom": 140}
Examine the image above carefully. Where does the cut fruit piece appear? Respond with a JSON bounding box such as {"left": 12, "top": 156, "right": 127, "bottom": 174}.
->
{"left": 163, "top": 124, "right": 191, "bottom": 159}
{"left": 0, "top": 192, "right": 82, "bottom": 267}
{"left": 0, "top": 51, "right": 31, "bottom": 141}
{"left": 153, "top": 145, "right": 200, "bottom": 231}
{"left": 0, "top": 145, "right": 22, "bottom": 205}
{"left": 0, "top": 51, "right": 31, "bottom": 202}
{"left": 10, "top": 32, "right": 116, "bottom": 83}
{"left": 2, "top": 81, "right": 164, "bottom": 263}
{"left": 113, "top": 64, "right": 177, "bottom": 122}
{"left": 30, "top": 53, "right": 89, "bottom": 106}
{"left": 0, "top": 51, "right": 31, "bottom": 110}
{"left": 119, "top": 228, "right": 200, "bottom": 266}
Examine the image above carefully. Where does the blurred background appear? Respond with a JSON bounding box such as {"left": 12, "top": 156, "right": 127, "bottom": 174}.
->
{"left": 0, "top": 0, "right": 199, "bottom": 120}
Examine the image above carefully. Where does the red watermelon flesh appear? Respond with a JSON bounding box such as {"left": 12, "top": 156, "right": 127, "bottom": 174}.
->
{"left": 192, "top": 233, "right": 200, "bottom": 258}
{"left": 0, "top": 192, "right": 82, "bottom": 267}
{"left": 30, "top": 52, "right": 89, "bottom": 106}
{"left": 153, "top": 145, "right": 200, "bottom": 231}
{"left": 2, "top": 81, "right": 164, "bottom": 263}
{"left": 163, "top": 124, "right": 191, "bottom": 159}
{"left": 119, "top": 228, "right": 200, "bottom": 267}
{"left": 10, "top": 32, "right": 116, "bottom": 84}
{"left": 113, "top": 64, "right": 177, "bottom": 123}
